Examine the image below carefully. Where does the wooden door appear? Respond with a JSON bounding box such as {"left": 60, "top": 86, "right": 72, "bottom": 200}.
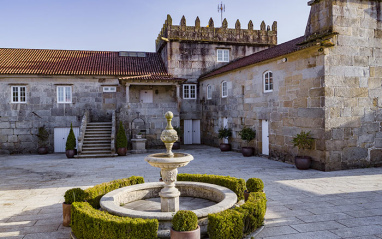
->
{"left": 262, "top": 120, "right": 269, "bottom": 155}
{"left": 184, "top": 120, "right": 193, "bottom": 144}
{"left": 54, "top": 127, "right": 79, "bottom": 152}
{"left": 192, "top": 120, "right": 201, "bottom": 144}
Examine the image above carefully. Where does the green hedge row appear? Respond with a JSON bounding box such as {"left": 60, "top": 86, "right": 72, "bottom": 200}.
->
{"left": 71, "top": 202, "right": 158, "bottom": 239}
{"left": 177, "top": 173, "right": 246, "bottom": 201}
{"left": 208, "top": 192, "right": 267, "bottom": 239}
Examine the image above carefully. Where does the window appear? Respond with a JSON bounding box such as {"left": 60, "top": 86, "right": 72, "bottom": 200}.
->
{"left": 222, "top": 81, "right": 228, "bottom": 98}
{"left": 103, "top": 86, "right": 116, "bottom": 92}
{"left": 207, "top": 85, "right": 212, "bottom": 99}
{"left": 11, "top": 86, "right": 26, "bottom": 103}
{"left": 57, "top": 86, "right": 72, "bottom": 103}
{"left": 263, "top": 71, "right": 273, "bottom": 92}
{"left": 183, "top": 84, "right": 196, "bottom": 99}
{"left": 217, "top": 49, "right": 229, "bottom": 62}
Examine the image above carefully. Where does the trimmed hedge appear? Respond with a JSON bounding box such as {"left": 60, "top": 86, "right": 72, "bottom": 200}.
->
{"left": 172, "top": 210, "right": 198, "bottom": 232}
{"left": 84, "top": 176, "right": 144, "bottom": 208}
{"left": 64, "top": 188, "right": 86, "bottom": 204}
{"left": 207, "top": 209, "right": 244, "bottom": 239}
{"left": 246, "top": 178, "right": 264, "bottom": 193}
{"left": 177, "top": 173, "right": 246, "bottom": 201}
{"left": 71, "top": 202, "right": 158, "bottom": 239}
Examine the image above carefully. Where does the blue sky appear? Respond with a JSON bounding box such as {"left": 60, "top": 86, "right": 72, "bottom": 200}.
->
{"left": 0, "top": 0, "right": 311, "bottom": 52}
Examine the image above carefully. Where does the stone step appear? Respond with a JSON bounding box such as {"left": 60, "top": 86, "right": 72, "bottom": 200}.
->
{"left": 85, "top": 128, "right": 112, "bottom": 132}
{"left": 85, "top": 132, "right": 111, "bottom": 136}
{"left": 87, "top": 122, "right": 112, "bottom": 126}
{"left": 82, "top": 146, "right": 111, "bottom": 150}
{"left": 81, "top": 150, "right": 114, "bottom": 155}
{"left": 75, "top": 153, "right": 118, "bottom": 158}
{"left": 82, "top": 143, "right": 110, "bottom": 147}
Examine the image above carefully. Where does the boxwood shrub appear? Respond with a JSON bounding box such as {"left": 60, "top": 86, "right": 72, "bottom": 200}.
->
{"left": 172, "top": 210, "right": 198, "bottom": 231}
{"left": 64, "top": 188, "right": 86, "bottom": 204}
{"left": 246, "top": 178, "right": 264, "bottom": 193}
{"left": 84, "top": 176, "right": 144, "bottom": 208}
{"left": 71, "top": 202, "right": 158, "bottom": 239}
{"left": 177, "top": 173, "right": 246, "bottom": 201}
{"left": 207, "top": 209, "right": 244, "bottom": 239}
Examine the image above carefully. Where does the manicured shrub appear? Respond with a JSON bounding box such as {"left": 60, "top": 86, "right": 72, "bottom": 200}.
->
{"left": 37, "top": 125, "right": 49, "bottom": 147}
{"left": 64, "top": 188, "right": 86, "bottom": 204}
{"left": 239, "top": 127, "right": 256, "bottom": 146}
{"left": 207, "top": 209, "right": 244, "bottom": 239}
{"left": 66, "top": 123, "right": 76, "bottom": 150}
{"left": 116, "top": 121, "right": 127, "bottom": 149}
{"left": 84, "top": 176, "right": 144, "bottom": 209}
{"left": 71, "top": 202, "right": 158, "bottom": 239}
{"left": 172, "top": 210, "right": 198, "bottom": 231}
{"left": 246, "top": 178, "right": 264, "bottom": 193}
{"left": 218, "top": 127, "right": 232, "bottom": 140}
{"left": 234, "top": 192, "right": 267, "bottom": 235}
{"left": 177, "top": 173, "right": 246, "bottom": 201}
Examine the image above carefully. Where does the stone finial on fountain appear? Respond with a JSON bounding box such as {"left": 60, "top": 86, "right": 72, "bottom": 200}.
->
{"left": 160, "top": 111, "right": 178, "bottom": 157}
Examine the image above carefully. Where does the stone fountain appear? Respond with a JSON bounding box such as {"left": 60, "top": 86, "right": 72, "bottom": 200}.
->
{"left": 144, "top": 111, "right": 194, "bottom": 212}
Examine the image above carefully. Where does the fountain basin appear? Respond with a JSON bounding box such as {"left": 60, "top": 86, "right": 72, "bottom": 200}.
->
{"left": 100, "top": 181, "right": 237, "bottom": 237}
{"left": 144, "top": 152, "right": 194, "bottom": 168}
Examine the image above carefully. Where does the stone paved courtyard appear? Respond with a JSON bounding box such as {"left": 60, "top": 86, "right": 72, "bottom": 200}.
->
{"left": 1, "top": 145, "right": 382, "bottom": 239}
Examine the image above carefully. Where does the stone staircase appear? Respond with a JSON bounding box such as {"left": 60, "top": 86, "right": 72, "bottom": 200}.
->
{"left": 76, "top": 121, "right": 117, "bottom": 158}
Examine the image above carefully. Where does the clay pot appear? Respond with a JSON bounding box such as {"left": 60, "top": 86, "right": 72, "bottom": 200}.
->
{"left": 62, "top": 203, "right": 71, "bottom": 227}
{"left": 295, "top": 156, "right": 311, "bottom": 170}
{"left": 219, "top": 143, "right": 231, "bottom": 152}
{"left": 38, "top": 147, "right": 48, "bottom": 154}
{"left": 117, "top": 147, "right": 127, "bottom": 156}
{"left": 170, "top": 225, "right": 200, "bottom": 239}
{"left": 66, "top": 149, "right": 75, "bottom": 158}
{"left": 173, "top": 141, "right": 181, "bottom": 150}
{"left": 244, "top": 190, "right": 250, "bottom": 201}
{"left": 241, "top": 147, "right": 254, "bottom": 157}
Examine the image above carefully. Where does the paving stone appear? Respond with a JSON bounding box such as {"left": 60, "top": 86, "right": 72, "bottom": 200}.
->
{"left": 330, "top": 225, "right": 382, "bottom": 238}
{"left": 290, "top": 221, "right": 347, "bottom": 233}
{"left": 258, "top": 231, "right": 341, "bottom": 239}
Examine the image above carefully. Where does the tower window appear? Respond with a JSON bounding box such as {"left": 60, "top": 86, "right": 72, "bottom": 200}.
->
{"left": 217, "top": 49, "right": 229, "bottom": 62}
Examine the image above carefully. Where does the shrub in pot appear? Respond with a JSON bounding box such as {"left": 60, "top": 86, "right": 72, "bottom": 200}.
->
{"left": 116, "top": 121, "right": 127, "bottom": 156}
{"left": 244, "top": 178, "right": 264, "bottom": 201}
{"left": 173, "top": 126, "right": 182, "bottom": 150}
{"left": 171, "top": 210, "right": 200, "bottom": 239}
{"left": 65, "top": 124, "right": 76, "bottom": 158}
{"left": 292, "top": 131, "right": 314, "bottom": 170}
{"left": 63, "top": 188, "right": 86, "bottom": 227}
{"left": 239, "top": 127, "right": 256, "bottom": 157}
{"left": 36, "top": 125, "right": 49, "bottom": 154}
{"left": 218, "top": 127, "right": 232, "bottom": 151}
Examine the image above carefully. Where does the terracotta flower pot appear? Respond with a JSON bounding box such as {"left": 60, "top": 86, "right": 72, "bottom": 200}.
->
{"left": 244, "top": 190, "right": 250, "bottom": 201}
{"left": 295, "top": 156, "right": 311, "bottom": 170}
{"left": 62, "top": 203, "right": 71, "bottom": 227}
{"left": 173, "top": 141, "right": 181, "bottom": 150}
{"left": 117, "top": 147, "right": 127, "bottom": 156}
{"left": 38, "top": 147, "right": 48, "bottom": 154}
{"left": 66, "top": 149, "right": 75, "bottom": 158}
{"left": 220, "top": 143, "right": 231, "bottom": 151}
{"left": 241, "top": 147, "right": 254, "bottom": 157}
{"left": 170, "top": 225, "right": 200, "bottom": 239}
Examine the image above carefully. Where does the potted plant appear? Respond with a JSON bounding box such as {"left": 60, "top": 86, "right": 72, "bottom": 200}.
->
{"left": 171, "top": 210, "right": 200, "bottom": 239}
{"left": 292, "top": 131, "right": 314, "bottom": 170}
{"left": 36, "top": 125, "right": 49, "bottom": 154}
{"left": 136, "top": 132, "right": 142, "bottom": 139}
{"left": 218, "top": 127, "right": 232, "bottom": 151}
{"left": 63, "top": 188, "right": 86, "bottom": 227}
{"left": 173, "top": 126, "right": 181, "bottom": 150}
{"left": 244, "top": 178, "right": 264, "bottom": 201}
{"left": 239, "top": 127, "right": 256, "bottom": 157}
{"left": 65, "top": 123, "right": 76, "bottom": 158}
{"left": 117, "top": 121, "right": 127, "bottom": 156}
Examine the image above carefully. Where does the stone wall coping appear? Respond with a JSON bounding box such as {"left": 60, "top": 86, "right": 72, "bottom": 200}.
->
{"left": 100, "top": 181, "right": 237, "bottom": 220}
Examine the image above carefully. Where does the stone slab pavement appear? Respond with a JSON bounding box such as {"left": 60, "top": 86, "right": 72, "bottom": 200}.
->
{"left": 0, "top": 145, "right": 381, "bottom": 239}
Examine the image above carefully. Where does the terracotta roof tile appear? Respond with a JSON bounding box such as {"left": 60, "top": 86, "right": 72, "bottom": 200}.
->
{"left": 0, "top": 48, "right": 169, "bottom": 77}
{"left": 199, "top": 36, "right": 305, "bottom": 80}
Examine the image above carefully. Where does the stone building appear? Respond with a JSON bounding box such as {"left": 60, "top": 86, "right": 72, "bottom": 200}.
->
{"left": 0, "top": 0, "right": 381, "bottom": 171}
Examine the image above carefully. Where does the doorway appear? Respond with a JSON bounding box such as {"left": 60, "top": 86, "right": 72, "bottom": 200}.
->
{"left": 184, "top": 120, "right": 201, "bottom": 144}
{"left": 262, "top": 120, "right": 269, "bottom": 155}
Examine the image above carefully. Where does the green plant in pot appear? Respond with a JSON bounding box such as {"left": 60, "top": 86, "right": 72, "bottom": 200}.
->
{"left": 244, "top": 178, "right": 264, "bottom": 201}
{"left": 65, "top": 123, "right": 76, "bottom": 158}
{"left": 218, "top": 127, "right": 232, "bottom": 151}
{"left": 116, "top": 121, "right": 127, "bottom": 156}
{"left": 63, "top": 187, "right": 86, "bottom": 227}
{"left": 239, "top": 127, "right": 256, "bottom": 157}
{"left": 171, "top": 210, "right": 200, "bottom": 239}
{"left": 36, "top": 125, "right": 49, "bottom": 154}
{"left": 173, "top": 126, "right": 182, "bottom": 150}
{"left": 292, "top": 131, "right": 314, "bottom": 170}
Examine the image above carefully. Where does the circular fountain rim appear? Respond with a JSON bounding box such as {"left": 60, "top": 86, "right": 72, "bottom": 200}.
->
{"left": 100, "top": 181, "right": 238, "bottom": 220}
{"left": 144, "top": 152, "right": 194, "bottom": 164}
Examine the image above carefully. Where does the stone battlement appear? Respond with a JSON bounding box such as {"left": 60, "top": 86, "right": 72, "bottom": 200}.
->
{"left": 156, "top": 15, "right": 277, "bottom": 52}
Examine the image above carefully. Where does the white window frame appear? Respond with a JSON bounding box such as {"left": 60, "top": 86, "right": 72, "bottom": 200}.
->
{"left": 57, "top": 86, "right": 72, "bottom": 103}
{"left": 103, "top": 86, "right": 116, "bottom": 92}
{"left": 207, "top": 85, "right": 212, "bottom": 100}
{"left": 11, "top": 86, "right": 27, "bottom": 103}
{"left": 217, "top": 49, "right": 229, "bottom": 62}
{"left": 222, "top": 81, "right": 228, "bottom": 98}
{"left": 183, "top": 84, "right": 197, "bottom": 99}
{"left": 263, "top": 71, "right": 273, "bottom": 93}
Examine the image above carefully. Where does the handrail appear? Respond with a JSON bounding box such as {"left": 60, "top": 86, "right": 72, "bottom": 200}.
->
{"left": 111, "top": 111, "right": 116, "bottom": 154}
{"left": 77, "top": 110, "right": 89, "bottom": 154}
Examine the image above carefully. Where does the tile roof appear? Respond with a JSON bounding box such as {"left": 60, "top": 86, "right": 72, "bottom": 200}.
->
{"left": 0, "top": 48, "right": 169, "bottom": 77}
{"left": 199, "top": 36, "right": 306, "bottom": 80}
